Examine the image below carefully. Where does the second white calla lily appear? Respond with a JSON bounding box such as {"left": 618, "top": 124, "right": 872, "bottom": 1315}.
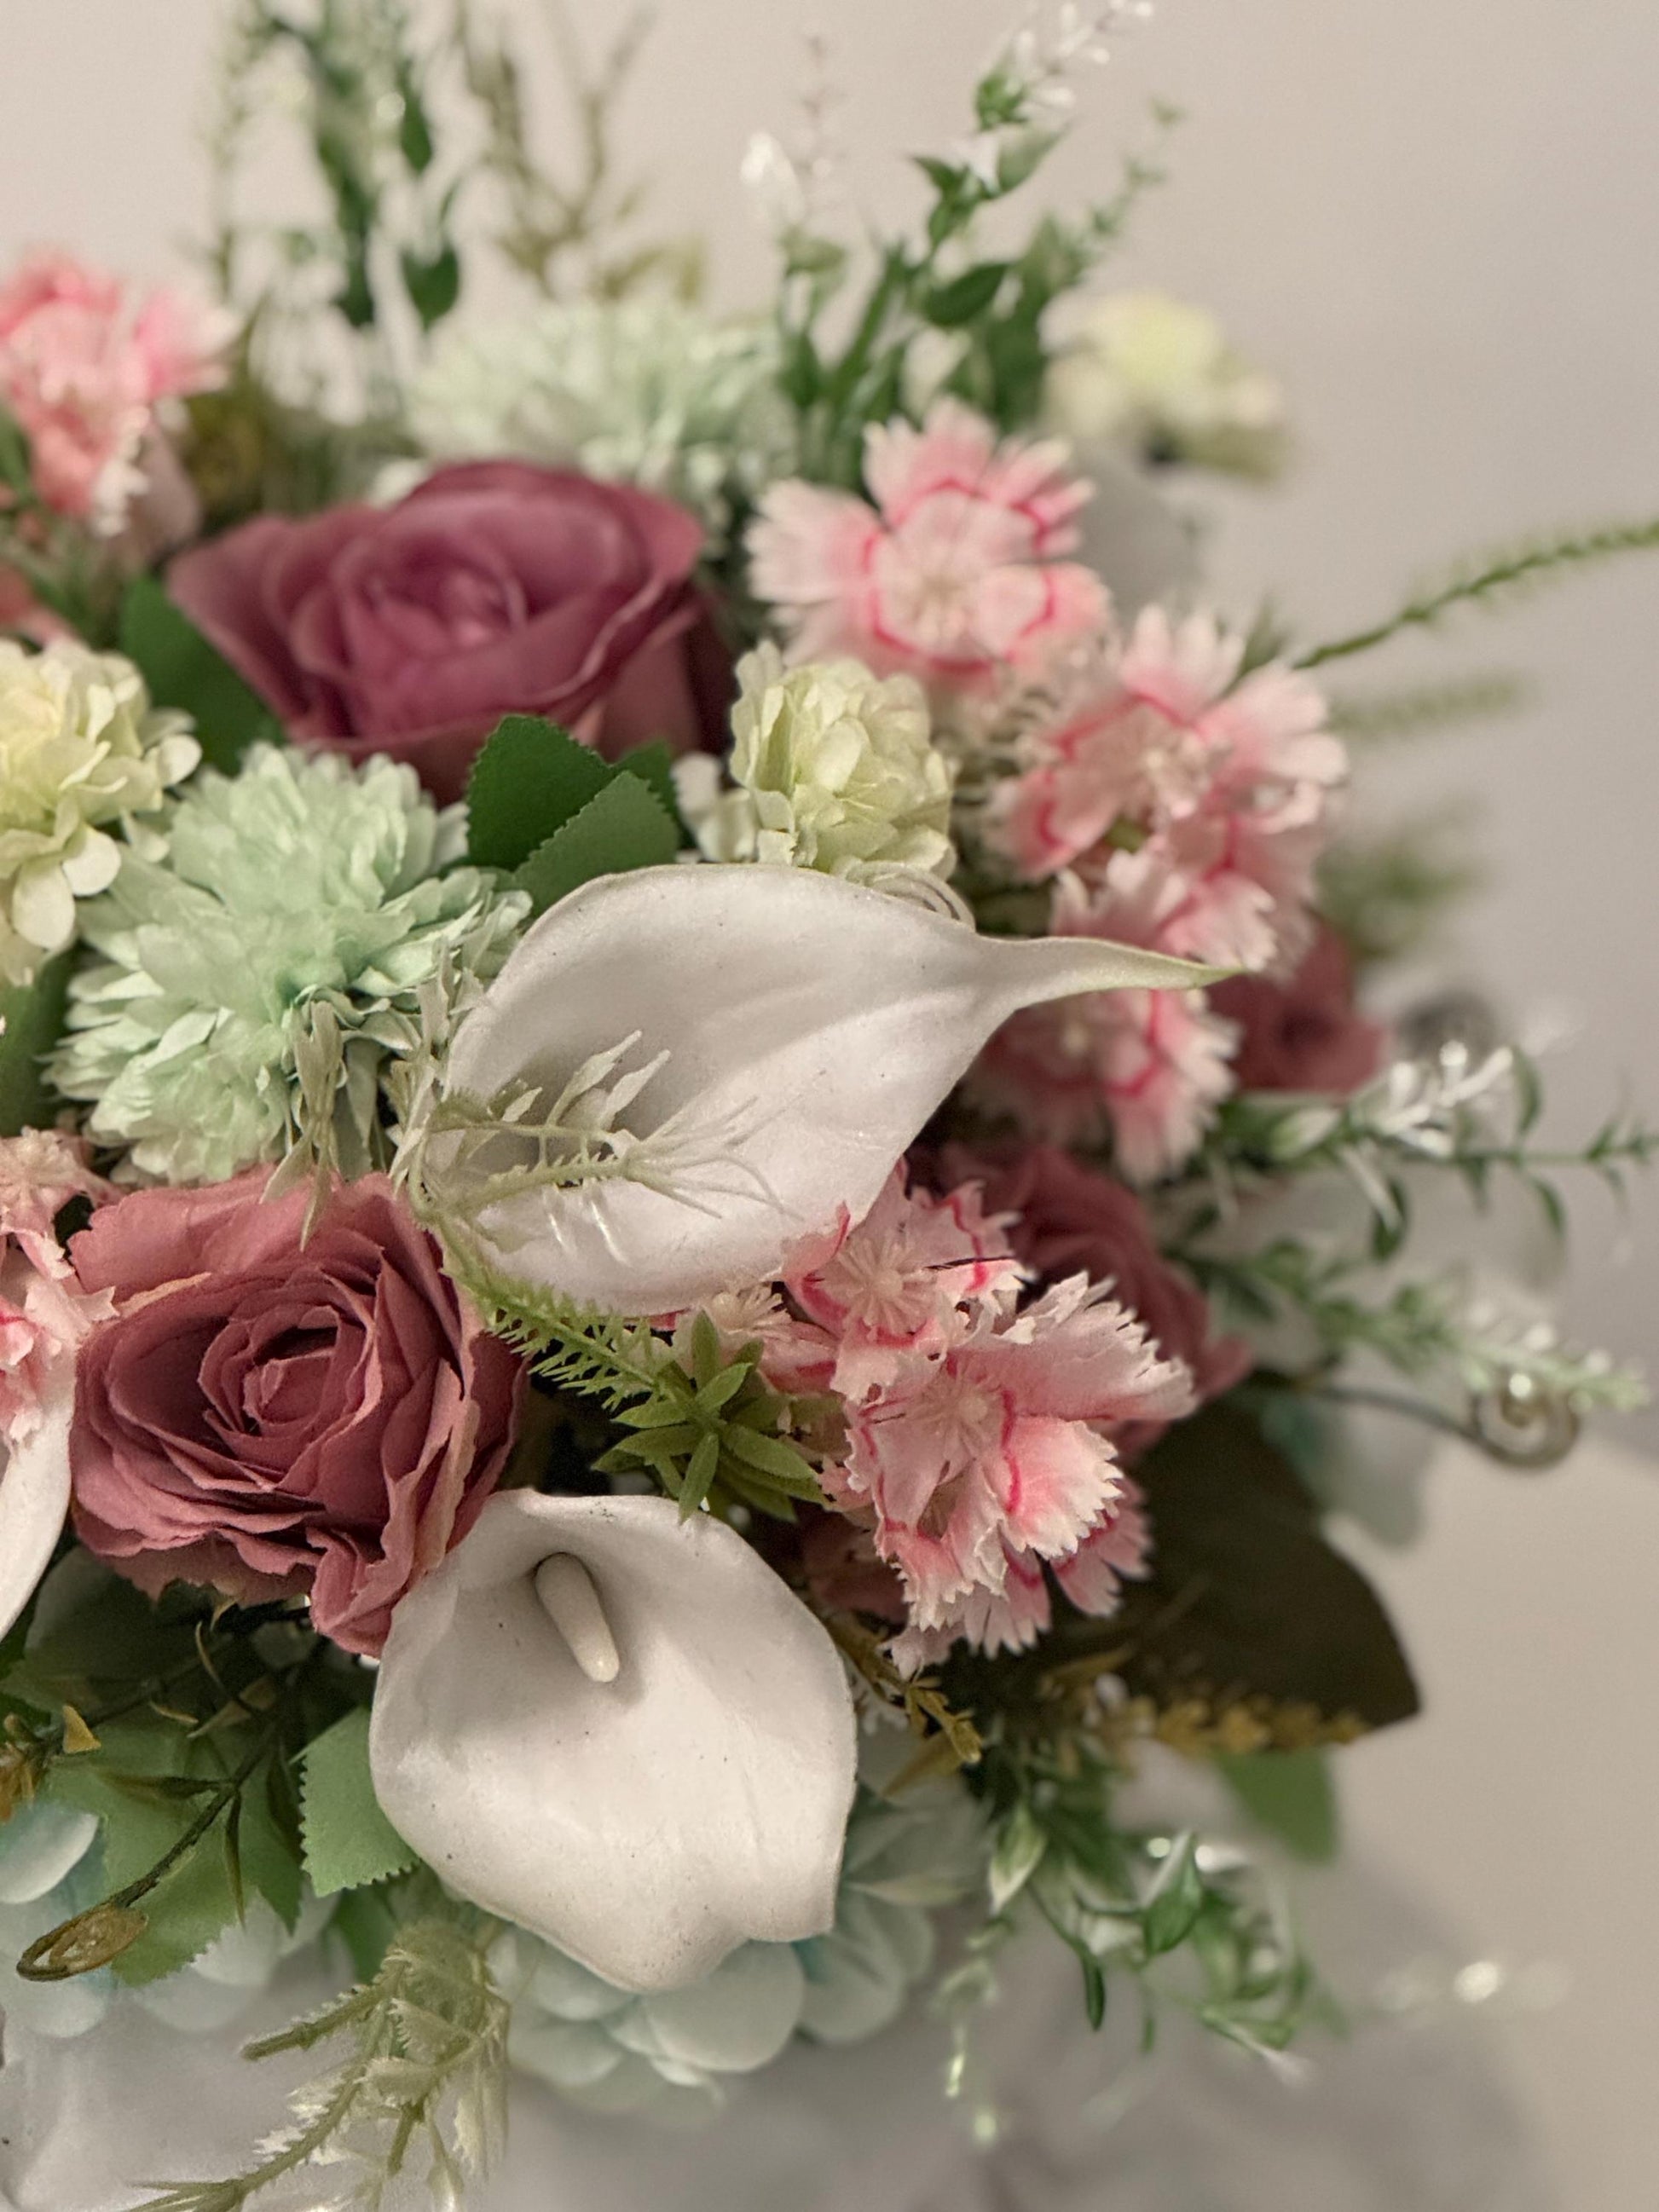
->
{"left": 368, "top": 1491, "right": 858, "bottom": 1993}
{"left": 421, "top": 863, "right": 1217, "bottom": 1315}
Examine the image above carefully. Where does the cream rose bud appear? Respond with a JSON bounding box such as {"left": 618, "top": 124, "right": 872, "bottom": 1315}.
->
{"left": 679, "top": 645, "right": 954, "bottom": 879}
{"left": 0, "top": 639, "right": 199, "bottom": 987}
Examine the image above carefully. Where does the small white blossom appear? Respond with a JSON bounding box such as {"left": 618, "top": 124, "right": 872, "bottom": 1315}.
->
{"left": 1047, "top": 292, "right": 1286, "bottom": 475}
{"left": 0, "top": 641, "right": 199, "bottom": 987}
{"left": 679, "top": 647, "right": 955, "bottom": 881}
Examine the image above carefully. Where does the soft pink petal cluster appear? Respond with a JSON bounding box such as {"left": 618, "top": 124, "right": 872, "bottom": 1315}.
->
{"left": 749, "top": 399, "right": 1110, "bottom": 691}
{"left": 0, "top": 252, "right": 228, "bottom": 528}
{"left": 980, "top": 609, "right": 1348, "bottom": 1176}
{"left": 707, "top": 1168, "right": 1193, "bottom": 1669}
{"left": 0, "top": 1129, "right": 115, "bottom": 1447}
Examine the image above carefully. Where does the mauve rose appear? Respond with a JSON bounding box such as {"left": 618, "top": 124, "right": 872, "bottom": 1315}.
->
{"left": 167, "top": 461, "right": 727, "bottom": 803}
{"left": 68, "top": 1171, "right": 523, "bottom": 1655}
{"left": 940, "top": 1142, "right": 1251, "bottom": 1454}
{"left": 1208, "top": 922, "right": 1385, "bottom": 1095}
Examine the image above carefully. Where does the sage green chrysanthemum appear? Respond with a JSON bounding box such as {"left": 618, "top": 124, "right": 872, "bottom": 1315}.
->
{"left": 52, "top": 744, "right": 528, "bottom": 1186}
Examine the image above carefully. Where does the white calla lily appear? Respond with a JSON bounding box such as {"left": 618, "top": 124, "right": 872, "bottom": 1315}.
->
{"left": 368, "top": 1491, "right": 858, "bottom": 1993}
{"left": 416, "top": 862, "right": 1217, "bottom": 1315}
{"left": 0, "top": 1377, "right": 74, "bottom": 1644}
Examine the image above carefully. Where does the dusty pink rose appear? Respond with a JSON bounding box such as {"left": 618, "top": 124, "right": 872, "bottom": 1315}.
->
{"left": 0, "top": 251, "right": 227, "bottom": 528}
{"left": 943, "top": 1141, "right": 1251, "bottom": 1452}
{"left": 168, "top": 461, "right": 726, "bottom": 803}
{"left": 749, "top": 398, "right": 1109, "bottom": 693}
{"left": 68, "top": 1172, "right": 523, "bottom": 1655}
{"left": 1208, "top": 921, "right": 1385, "bottom": 1094}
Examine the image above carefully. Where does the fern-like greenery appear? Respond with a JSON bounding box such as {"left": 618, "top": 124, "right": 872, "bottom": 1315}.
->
{"left": 447, "top": 1239, "right": 831, "bottom": 1522}
{"left": 1297, "top": 517, "right": 1659, "bottom": 669}
{"left": 1325, "top": 671, "right": 1527, "bottom": 742}
{"left": 141, "top": 1918, "right": 508, "bottom": 2212}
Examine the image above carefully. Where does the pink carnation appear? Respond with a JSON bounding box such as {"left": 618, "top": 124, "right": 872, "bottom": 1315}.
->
{"left": 749, "top": 398, "right": 1110, "bottom": 691}
{"left": 989, "top": 607, "right": 1345, "bottom": 977}
{"left": 0, "top": 252, "right": 228, "bottom": 528}
{"left": 0, "top": 1131, "right": 115, "bottom": 1447}
{"left": 977, "top": 867, "right": 1239, "bottom": 1181}
{"left": 825, "top": 1276, "right": 1191, "bottom": 1666}
{"left": 68, "top": 1172, "right": 522, "bottom": 1656}
{"left": 942, "top": 1141, "right": 1251, "bottom": 1451}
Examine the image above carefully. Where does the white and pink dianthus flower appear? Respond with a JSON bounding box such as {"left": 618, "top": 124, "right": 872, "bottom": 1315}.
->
{"left": 0, "top": 252, "right": 229, "bottom": 530}
{"left": 0, "top": 1127, "right": 115, "bottom": 1445}
{"left": 748, "top": 398, "right": 1110, "bottom": 693}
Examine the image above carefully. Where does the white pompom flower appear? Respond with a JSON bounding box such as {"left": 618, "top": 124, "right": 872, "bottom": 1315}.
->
{"left": 0, "top": 640, "right": 199, "bottom": 988}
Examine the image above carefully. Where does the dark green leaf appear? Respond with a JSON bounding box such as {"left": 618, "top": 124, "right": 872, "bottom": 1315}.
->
{"left": 1082, "top": 1955, "right": 1107, "bottom": 2030}
{"left": 465, "top": 715, "right": 613, "bottom": 872}
{"left": 1217, "top": 1749, "right": 1339, "bottom": 1864}
{"left": 512, "top": 775, "right": 679, "bottom": 916}
{"left": 333, "top": 1881, "right": 401, "bottom": 1980}
{"left": 1141, "top": 1837, "right": 1205, "bottom": 1956}
{"left": 922, "top": 262, "right": 1009, "bottom": 328}
{"left": 615, "top": 739, "right": 686, "bottom": 836}
{"left": 237, "top": 1759, "right": 306, "bottom": 1930}
{"left": 118, "top": 575, "right": 281, "bottom": 772}
{"left": 1111, "top": 1406, "right": 1420, "bottom": 1732}
{"left": 0, "top": 401, "right": 32, "bottom": 496}
{"left": 0, "top": 954, "right": 70, "bottom": 1137}
{"left": 400, "top": 241, "right": 460, "bottom": 332}
{"left": 299, "top": 1709, "right": 418, "bottom": 1897}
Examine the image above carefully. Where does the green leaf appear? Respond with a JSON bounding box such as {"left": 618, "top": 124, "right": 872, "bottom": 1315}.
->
{"left": 1141, "top": 1835, "right": 1205, "bottom": 1957}
{"left": 0, "top": 953, "right": 70, "bottom": 1137}
{"left": 0, "top": 401, "right": 32, "bottom": 498}
{"left": 512, "top": 775, "right": 679, "bottom": 917}
{"left": 118, "top": 575, "right": 281, "bottom": 773}
{"left": 922, "top": 262, "right": 1009, "bottom": 328}
{"left": 1111, "top": 1406, "right": 1420, "bottom": 1734}
{"left": 236, "top": 1759, "right": 306, "bottom": 1930}
{"left": 113, "top": 1835, "right": 243, "bottom": 1986}
{"left": 401, "top": 240, "right": 460, "bottom": 331}
{"left": 299, "top": 1709, "right": 418, "bottom": 1897}
{"left": 465, "top": 714, "right": 614, "bottom": 872}
{"left": 615, "top": 739, "right": 686, "bottom": 835}
{"left": 1217, "top": 1749, "right": 1339, "bottom": 1864}
{"left": 988, "top": 1801, "right": 1047, "bottom": 1913}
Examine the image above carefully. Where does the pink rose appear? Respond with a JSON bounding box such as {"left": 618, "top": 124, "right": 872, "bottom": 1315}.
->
{"left": 942, "top": 1142, "right": 1251, "bottom": 1453}
{"left": 168, "top": 461, "right": 729, "bottom": 803}
{"left": 67, "top": 1172, "right": 523, "bottom": 1655}
{"left": 0, "top": 251, "right": 226, "bottom": 528}
{"left": 1208, "top": 922, "right": 1385, "bottom": 1095}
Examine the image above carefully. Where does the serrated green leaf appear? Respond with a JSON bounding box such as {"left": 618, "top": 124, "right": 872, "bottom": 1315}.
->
{"left": 1217, "top": 1750, "right": 1339, "bottom": 1865}
{"left": 615, "top": 739, "right": 686, "bottom": 835}
{"left": 236, "top": 1759, "right": 306, "bottom": 1931}
{"left": 465, "top": 714, "right": 612, "bottom": 871}
{"left": 118, "top": 575, "right": 282, "bottom": 773}
{"left": 299, "top": 1709, "right": 418, "bottom": 1897}
{"left": 512, "top": 774, "right": 679, "bottom": 916}
{"left": 112, "top": 1834, "right": 243, "bottom": 1986}
{"left": 0, "top": 953, "right": 70, "bottom": 1137}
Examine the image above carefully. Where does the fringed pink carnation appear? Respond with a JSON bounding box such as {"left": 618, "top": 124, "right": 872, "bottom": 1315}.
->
{"left": 976, "top": 866, "right": 1239, "bottom": 1181}
{"left": 825, "top": 1277, "right": 1191, "bottom": 1668}
{"left": 0, "top": 252, "right": 228, "bottom": 528}
{"left": 988, "top": 605, "right": 1344, "bottom": 978}
{"left": 749, "top": 398, "right": 1110, "bottom": 691}
{"left": 0, "top": 1130, "right": 116, "bottom": 1447}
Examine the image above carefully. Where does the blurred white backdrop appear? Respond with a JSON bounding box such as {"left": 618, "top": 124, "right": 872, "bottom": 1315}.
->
{"left": 2, "top": 5, "right": 1657, "bottom": 2204}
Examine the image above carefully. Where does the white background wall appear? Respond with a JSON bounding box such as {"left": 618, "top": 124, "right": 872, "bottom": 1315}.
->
{"left": 3, "top": 7, "right": 1657, "bottom": 2202}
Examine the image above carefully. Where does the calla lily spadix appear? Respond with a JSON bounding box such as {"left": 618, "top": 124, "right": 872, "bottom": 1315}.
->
{"left": 368, "top": 1490, "right": 858, "bottom": 1994}
{"left": 0, "top": 1377, "right": 73, "bottom": 1644}
{"left": 415, "top": 863, "right": 1221, "bottom": 1316}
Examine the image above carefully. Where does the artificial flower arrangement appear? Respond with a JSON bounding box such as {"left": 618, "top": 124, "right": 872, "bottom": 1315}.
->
{"left": 0, "top": 3, "right": 1654, "bottom": 2203}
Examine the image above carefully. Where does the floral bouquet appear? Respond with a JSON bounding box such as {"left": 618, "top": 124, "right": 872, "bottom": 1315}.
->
{"left": 0, "top": 4, "right": 1653, "bottom": 2205}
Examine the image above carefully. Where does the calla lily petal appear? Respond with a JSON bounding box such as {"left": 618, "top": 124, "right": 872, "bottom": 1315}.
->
{"left": 0, "top": 1378, "right": 74, "bottom": 1644}
{"left": 431, "top": 863, "right": 1218, "bottom": 1314}
{"left": 368, "top": 1490, "right": 858, "bottom": 1993}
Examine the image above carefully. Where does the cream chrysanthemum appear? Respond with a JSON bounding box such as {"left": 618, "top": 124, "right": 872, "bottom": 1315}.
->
{"left": 0, "top": 640, "right": 199, "bottom": 987}
{"left": 679, "top": 646, "right": 956, "bottom": 881}
{"left": 51, "top": 744, "right": 528, "bottom": 1186}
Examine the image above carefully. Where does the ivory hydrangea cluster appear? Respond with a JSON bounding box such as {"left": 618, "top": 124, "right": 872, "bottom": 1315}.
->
{"left": 0, "top": 641, "right": 199, "bottom": 988}
{"left": 677, "top": 645, "right": 955, "bottom": 881}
